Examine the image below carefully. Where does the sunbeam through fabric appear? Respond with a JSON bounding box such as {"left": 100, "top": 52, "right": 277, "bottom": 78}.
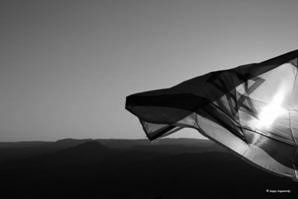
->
{"left": 125, "top": 50, "right": 298, "bottom": 181}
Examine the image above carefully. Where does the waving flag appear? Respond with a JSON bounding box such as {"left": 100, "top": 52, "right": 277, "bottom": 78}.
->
{"left": 125, "top": 50, "right": 298, "bottom": 181}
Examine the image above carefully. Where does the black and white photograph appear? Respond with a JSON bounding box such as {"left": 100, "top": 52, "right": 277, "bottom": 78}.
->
{"left": 0, "top": 0, "right": 298, "bottom": 198}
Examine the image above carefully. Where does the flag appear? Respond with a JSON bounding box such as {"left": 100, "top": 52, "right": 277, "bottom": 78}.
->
{"left": 125, "top": 49, "right": 298, "bottom": 181}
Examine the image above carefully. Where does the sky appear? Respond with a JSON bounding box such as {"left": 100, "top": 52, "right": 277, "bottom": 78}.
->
{"left": 1, "top": 0, "right": 298, "bottom": 141}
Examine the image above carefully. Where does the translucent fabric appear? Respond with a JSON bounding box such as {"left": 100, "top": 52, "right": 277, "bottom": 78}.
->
{"left": 126, "top": 50, "right": 298, "bottom": 181}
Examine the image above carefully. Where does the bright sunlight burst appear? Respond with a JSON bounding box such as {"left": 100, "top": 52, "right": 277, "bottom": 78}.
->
{"left": 252, "top": 85, "right": 288, "bottom": 130}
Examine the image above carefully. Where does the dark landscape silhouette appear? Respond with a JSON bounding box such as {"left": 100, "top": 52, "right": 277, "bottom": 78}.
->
{"left": 0, "top": 138, "right": 296, "bottom": 198}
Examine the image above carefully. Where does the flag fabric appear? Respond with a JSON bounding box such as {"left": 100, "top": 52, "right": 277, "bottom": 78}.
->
{"left": 125, "top": 50, "right": 298, "bottom": 181}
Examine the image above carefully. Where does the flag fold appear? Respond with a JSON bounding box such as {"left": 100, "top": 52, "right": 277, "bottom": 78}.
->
{"left": 126, "top": 50, "right": 298, "bottom": 181}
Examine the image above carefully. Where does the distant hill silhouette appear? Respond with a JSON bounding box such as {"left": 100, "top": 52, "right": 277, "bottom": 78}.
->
{"left": 0, "top": 138, "right": 93, "bottom": 164}
{"left": 0, "top": 138, "right": 296, "bottom": 198}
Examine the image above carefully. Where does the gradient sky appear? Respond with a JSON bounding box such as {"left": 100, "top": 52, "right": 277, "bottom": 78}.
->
{"left": 1, "top": 0, "right": 298, "bottom": 141}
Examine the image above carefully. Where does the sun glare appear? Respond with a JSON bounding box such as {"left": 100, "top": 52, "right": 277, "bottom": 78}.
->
{"left": 252, "top": 85, "right": 288, "bottom": 130}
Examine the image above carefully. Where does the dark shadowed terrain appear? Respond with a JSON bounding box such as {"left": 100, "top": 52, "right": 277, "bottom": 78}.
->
{"left": 0, "top": 138, "right": 296, "bottom": 199}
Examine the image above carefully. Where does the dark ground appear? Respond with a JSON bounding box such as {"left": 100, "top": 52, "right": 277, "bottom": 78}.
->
{"left": 0, "top": 138, "right": 296, "bottom": 199}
